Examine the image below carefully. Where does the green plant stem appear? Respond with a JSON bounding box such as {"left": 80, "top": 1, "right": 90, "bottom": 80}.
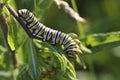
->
{"left": 6, "top": 4, "right": 33, "bottom": 38}
{"left": 5, "top": 4, "right": 43, "bottom": 41}
{"left": 34, "top": 0, "right": 36, "bottom": 15}
{"left": 71, "top": 0, "right": 84, "bottom": 37}
{"left": 0, "top": 3, "right": 18, "bottom": 68}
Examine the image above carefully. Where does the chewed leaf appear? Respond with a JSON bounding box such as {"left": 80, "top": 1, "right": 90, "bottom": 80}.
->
{"left": 83, "top": 31, "right": 120, "bottom": 52}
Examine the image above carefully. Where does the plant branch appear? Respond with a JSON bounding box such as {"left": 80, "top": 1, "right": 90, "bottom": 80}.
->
{"left": 0, "top": 3, "right": 18, "bottom": 68}
{"left": 5, "top": 4, "right": 43, "bottom": 40}
{"left": 6, "top": 4, "right": 33, "bottom": 38}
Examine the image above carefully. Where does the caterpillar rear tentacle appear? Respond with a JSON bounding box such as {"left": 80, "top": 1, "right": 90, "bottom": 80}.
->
{"left": 18, "top": 9, "right": 82, "bottom": 60}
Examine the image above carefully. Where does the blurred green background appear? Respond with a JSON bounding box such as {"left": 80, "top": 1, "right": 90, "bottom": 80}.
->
{"left": 76, "top": 0, "right": 120, "bottom": 80}
{"left": 0, "top": 0, "right": 120, "bottom": 80}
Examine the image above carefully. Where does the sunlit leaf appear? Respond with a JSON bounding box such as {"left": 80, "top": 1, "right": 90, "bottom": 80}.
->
{"left": 7, "top": 34, "right": 15, "bottom": 50}
{"left": 83, "top": 31, "right": 120, "bottom": 52}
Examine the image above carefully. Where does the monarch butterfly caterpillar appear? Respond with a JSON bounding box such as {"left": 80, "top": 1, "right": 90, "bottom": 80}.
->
{"left": 18, "top": 9, "right": 82, "bottom": 60}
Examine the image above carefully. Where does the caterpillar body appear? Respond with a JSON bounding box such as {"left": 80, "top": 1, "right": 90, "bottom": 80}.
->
{"left": 18, "top": 9, "right": 82, "bottom": 60}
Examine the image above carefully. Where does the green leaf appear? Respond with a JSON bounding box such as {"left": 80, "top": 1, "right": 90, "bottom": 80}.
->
{"left": 53, "top": 52, "right": 67, "bottom": 72}
{"left": 0, "top": 45, "right": 7, "bottom": 53}
{"left": 66, "top": 58, "right": 76, "bottom": 78}
{"left": 34, "top": 0, "right": 54, "bottom": 20}
{"left": 7, "top": 15, "right": 18, "bottom": 51}
{"left": 38, "top": 40, "right": 67, "bottom": 72}
{"left": 7, "top": 34, "right": 15, "bottom": 50}
{"left": 83, "top": 31, "right": 120, "bottom": 53}
{"left": 91, "top": 41, "right": 120, "bottom": 53}
{"left": 29, "top": 39, "right": 40, "bottom": 80}
{"left": 33, "top": 40, "right": 77, "bottom": 80}
{"left": 17, "top": 64, "right": 33, "bottom": 80}
{"left": 17, "top": 39, "right": 40, "bottom": 80}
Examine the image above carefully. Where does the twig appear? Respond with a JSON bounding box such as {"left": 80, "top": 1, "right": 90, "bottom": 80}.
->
{"left": 6, "top": 4, "right": 33, "bottom": 38}
{"left": 5, "top": 4, "right": 43, "bottom": 40}
{"left": 0, "top": 3, "right": 18, "bottom": 68}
